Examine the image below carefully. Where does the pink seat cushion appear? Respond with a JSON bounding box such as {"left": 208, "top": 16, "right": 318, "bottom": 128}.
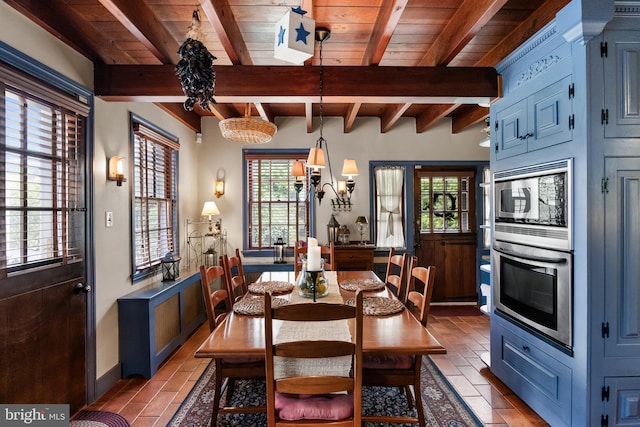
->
{"left": 275, "top": 392, "right": 354, "bottom": 421}
{"left": 363, "top": 354, "right": 415, "bottom": 369}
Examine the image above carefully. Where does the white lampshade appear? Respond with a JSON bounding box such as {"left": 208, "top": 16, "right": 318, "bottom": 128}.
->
{"left": 341, "top": 159, "right": 359, "bottom": 178}
{"left": 306, "top": 147, "right": 326, "bottom": 169}
{"left": 201, "top": 201, "right": 220, "bottom": 217}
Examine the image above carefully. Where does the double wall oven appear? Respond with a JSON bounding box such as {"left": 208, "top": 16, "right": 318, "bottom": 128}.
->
{"left": 492, "top": 159, "right": 573, "bottom": 352}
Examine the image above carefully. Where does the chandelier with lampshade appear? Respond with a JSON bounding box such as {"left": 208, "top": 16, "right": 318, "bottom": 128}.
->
{"left": 290, "top": 27, "right": 358, "bottom": 212}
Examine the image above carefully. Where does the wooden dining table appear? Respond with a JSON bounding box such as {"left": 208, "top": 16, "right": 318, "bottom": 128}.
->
{"left": 195, "top": 269, "right": 446, "bottom": 360}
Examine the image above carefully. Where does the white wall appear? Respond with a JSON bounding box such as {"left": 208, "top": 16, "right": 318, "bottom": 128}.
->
{"left": 93, "top": 100, "right": 199, "bottom": 377}
{"left": 198, "top": 115, "right": 490, "bottom": 262}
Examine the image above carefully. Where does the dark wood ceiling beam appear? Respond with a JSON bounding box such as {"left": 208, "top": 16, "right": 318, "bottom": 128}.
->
{"left": 475, "top": 0, "right": 571, "bottom": 66}
{"left": 254, "top": 103, "right": 274, "bottom": 123}
{"left": 207, "top": 103, "right": 237, "bottom": 121}
{"left": 200, "top": 0, "right": 252, "bottom": 65}
{"left": 95, "top": 65, "right": 498, "bottom": 102}
{"left": 441, "top": 0, "right": 566, "bottom": 131}
{"left": 154, "top": 103, "right": 201, "bottom": 132}
{"left": 362, "top": 0, "right": 408, "bottom": 65}
{"left": 419, "top": 0, "right": 508, "bottom": 66}
{"left": 415, "top": 104, "right": 459, "bottom": 133}
{"left": 305, "top": 102, "right": 313, "bottom": 133}
{"left": 97, "top": 0, "right": 178, "bottom": 65}
{"left": 4, "top": 0, "right": 137, "bottom": 64}
{"left": 381, "top": 104, "right": 411, "bottom": 133}
{"left": 344, "top": 103, "right": 362, "bottom": 133}
{"left": 450, "top": 106, "right": 489, "bottom": 134}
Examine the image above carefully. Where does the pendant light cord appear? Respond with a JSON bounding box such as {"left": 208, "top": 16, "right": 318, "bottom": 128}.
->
{"left": 318, "top": 37, "right": 334, "bottom": 181}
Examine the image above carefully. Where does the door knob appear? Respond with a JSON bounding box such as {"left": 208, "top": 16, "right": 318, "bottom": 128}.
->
{"left": 74, "top": 283, "right": 91, "bottom": 294}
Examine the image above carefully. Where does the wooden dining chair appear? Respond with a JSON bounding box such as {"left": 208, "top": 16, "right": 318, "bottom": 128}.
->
{"left": 384, "top": 248, "right": 408, "bottom": 303}
{"left": 294, "top": 241, "right": 335, "bottom": 274}
{"left": 199, "top": 265, "right": 230, "bottom": 332}
{"left": 405, "top": 256, "right": 437, "bottom": 327}
{"left": 264, "top": 290, "right": 363, "bottom": 426}
{"left": 361, "top": 256, "right": 432, "bottom": 427}
{"left": 198, "top": 264, "right": 265, "bottom": 427}
{"left": 221, "top": 248, "right": 248, "bottom": 306}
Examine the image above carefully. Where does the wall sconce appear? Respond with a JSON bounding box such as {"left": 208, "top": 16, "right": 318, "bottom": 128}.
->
{"left": 337, "top": 180, "right": 347, "bottom": 195}
{"left": 107, "top": 156, "right": 126, "bottom": 186}
{"left": 214, "top": 180, "right": 225, "bottom": 198}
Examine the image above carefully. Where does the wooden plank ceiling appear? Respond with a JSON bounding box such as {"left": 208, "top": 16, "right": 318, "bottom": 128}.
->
{"left": 5, "top": 0, "right": 570, "bottom": 133}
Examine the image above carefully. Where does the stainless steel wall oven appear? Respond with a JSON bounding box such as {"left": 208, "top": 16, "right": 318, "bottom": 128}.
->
{"left": 493, "top": 240, "right": 573, "bottom": 351}
{"left": 493, "top": 159, "right": 573, "bottom": 352}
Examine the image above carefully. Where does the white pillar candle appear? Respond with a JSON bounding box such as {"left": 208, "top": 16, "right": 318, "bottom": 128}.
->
{"left": 307, "top": 237, "right": 318, "bottom": 247}
{"left": 307, "top": 246, "right": 322, "bottom": 271}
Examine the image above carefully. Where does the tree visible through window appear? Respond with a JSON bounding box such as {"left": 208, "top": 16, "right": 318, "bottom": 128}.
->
{"left": 245, "top": 151, "right": 309, "bottom": 249}
{"left": 131, "top": 115, "right": 179, "bottom": 279}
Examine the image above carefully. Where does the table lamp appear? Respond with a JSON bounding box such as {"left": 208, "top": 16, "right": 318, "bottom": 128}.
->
{"left": 201, "top": 201, "right": 221, "bottom": 235}
{"left": 355, "top": 216, "right": 368, "bottom": 244}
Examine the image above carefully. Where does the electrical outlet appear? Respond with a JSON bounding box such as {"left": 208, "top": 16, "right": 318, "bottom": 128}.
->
{"left": 105, "top": 211, "right": 113, "bottom": 227}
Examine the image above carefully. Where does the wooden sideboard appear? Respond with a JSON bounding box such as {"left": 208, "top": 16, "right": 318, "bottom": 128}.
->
{"left": 333, "top": 244, "right": 375, "bottom": 271}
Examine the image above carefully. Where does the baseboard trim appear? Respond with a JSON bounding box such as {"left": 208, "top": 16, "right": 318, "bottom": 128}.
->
{"left": 95, "top": 363, "right": 121, "bottom": 401}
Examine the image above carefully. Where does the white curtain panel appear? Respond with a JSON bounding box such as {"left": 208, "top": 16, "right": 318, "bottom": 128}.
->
{"left": 375, "top": 166, "right": 405, "bottom": 248}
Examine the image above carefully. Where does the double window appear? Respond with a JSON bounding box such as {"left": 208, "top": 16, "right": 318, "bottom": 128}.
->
{"left": 245, "top": 151, "right": 309, "bottom": 250}
{"left": 130, "top": 115, "right": 179, "bottom": 279}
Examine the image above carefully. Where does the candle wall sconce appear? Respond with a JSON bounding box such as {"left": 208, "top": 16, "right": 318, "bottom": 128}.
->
{"left": 107, "top": 156, "right": 126, "bottom": 186}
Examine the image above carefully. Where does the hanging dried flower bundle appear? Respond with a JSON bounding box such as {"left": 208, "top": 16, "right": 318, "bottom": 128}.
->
{"left": 176, "top": 10, "right": 216, "bottom": 111}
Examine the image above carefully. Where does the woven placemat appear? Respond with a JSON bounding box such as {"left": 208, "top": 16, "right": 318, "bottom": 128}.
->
{"left": 248, "top": 280, "right": 294, "bottom": 295}
{"left": 233, "top": 297, "right": 289, "bottom": 316}
{"left": 346, "top": 296, "right": 405, "bottom": 316}
{"left": 339, "top": 278, "right": 385, "bottom": 292}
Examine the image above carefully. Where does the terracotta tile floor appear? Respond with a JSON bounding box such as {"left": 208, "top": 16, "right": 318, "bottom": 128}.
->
{"left": 83, "top": 312, "right": 550, "bottom": 426}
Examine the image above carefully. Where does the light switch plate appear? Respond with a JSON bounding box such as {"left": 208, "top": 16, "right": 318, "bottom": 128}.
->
{"left": 106, "top": 211, "right": 113, "bottom": 227}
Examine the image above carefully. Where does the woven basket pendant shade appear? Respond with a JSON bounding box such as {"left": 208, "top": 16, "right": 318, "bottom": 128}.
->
{"left": 219, "top": 103, "right": 277, "bottom": 144}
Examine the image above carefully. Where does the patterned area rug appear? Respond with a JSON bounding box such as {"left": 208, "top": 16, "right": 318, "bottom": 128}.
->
{"left": 169, "top": 356, "right": 481, "bottom": 427}
{"left": 71, "top": 410, "right": 131, "bottom": 427}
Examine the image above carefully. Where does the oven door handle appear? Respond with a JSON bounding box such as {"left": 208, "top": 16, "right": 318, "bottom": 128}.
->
{"left": 493, "top": 245, "right": 568, "bottom": 265}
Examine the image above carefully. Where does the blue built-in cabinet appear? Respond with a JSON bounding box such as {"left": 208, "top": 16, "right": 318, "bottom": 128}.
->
{"left": 489, "top": 1, "right": 640, "bottom": 426}
{"left": 118, "top": 271, "right": 205, "bottom": 378}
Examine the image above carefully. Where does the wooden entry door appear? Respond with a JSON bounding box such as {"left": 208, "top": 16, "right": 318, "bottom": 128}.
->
{"left": 413, "top": 168, "right": 478, "bottom": 302}
{"left": 0, "top": 78, "right": 90, "bottom": 413}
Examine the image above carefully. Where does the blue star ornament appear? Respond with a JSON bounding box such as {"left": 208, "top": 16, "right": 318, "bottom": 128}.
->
{"left": 295, "top": 23, "right": 311, "bottom": 45}
{"left": 277, "top": 26, "right": 286, "bottom": 46}
{"left": 291, "top": 6, "right": 307, "bottom": 15}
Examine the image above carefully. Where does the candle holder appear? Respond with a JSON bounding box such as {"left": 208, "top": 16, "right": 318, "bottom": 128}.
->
{"left": 297, "top": 259, "right": 328, "bottom": 301}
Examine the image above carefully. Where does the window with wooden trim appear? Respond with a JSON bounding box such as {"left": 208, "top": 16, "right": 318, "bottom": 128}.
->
{"left": 245, "top": 151, "right": 309, "bottom": 249}
{"left": 131, "top": 115, "right": 179, "bottom": 279}
{"left": 1, "top": 64, "right": 88, "bottom": 275}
